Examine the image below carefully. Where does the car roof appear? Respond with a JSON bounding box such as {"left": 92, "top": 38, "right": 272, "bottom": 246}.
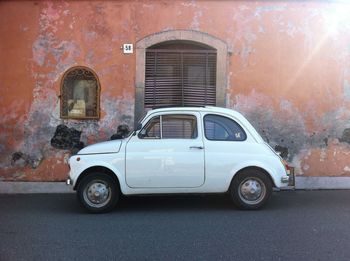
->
{"left": 146, "top": 106, "right": 243, "bottom": 119}
{"left": 144, "top": 106, "right": 264, "bottom": 143}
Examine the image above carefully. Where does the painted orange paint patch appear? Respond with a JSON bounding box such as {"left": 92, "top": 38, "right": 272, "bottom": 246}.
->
{"left": 300, "top": 140, "right": 350, "bottom": 177}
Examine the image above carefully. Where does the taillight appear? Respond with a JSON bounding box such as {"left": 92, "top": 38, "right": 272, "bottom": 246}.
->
{"left": 281, "top": 160, "right": 291, "bottom": 175}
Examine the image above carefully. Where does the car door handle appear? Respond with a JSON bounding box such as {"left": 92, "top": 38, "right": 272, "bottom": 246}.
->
{"left": 189, "top": 146, "right": 204, "bottom": 150}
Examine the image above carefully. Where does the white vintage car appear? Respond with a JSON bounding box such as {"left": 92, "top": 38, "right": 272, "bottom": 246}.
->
{"left": 67, "top": 106, "right": 290, "bottom": 213}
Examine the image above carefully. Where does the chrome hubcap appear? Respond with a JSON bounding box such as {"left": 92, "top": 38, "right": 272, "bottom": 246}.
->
{"left": 239, "top": 178, "right": 266, "bottom": 205}
{"left": 83, "top": 181, "right": 111, "bottom": 207}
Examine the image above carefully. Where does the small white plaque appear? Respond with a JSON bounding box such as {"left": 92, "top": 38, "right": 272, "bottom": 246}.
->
{"left": 123, "top": 43, "right": 133, "bottom": 54}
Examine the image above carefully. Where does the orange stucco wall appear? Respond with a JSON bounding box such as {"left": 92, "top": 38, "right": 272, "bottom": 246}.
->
{"left": 1, "top": 0, "right": 350, "bottom": 181}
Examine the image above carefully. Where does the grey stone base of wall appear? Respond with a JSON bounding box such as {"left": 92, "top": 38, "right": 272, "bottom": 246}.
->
{"left": 295, "top": 177, "right": 350, "bottom": 190}
{"left": 0, "top": 182, "right": 73, "bottom": 194}
{"left": 1, "top": 177, "right": 350, "bottom": 193}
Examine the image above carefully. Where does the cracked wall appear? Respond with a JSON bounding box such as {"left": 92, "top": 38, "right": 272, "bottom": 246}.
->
{"left": 1, "top": 1, "right": 350, "bottom": 181}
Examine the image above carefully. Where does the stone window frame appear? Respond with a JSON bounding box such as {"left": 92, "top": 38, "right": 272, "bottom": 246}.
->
{"left": 60, "top": 66, "right": 101, "bottom": 120}
{"left": 135, "top": 30, "right": 228, "bottom": 124}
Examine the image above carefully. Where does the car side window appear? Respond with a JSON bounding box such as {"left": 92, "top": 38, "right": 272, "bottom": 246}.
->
{"left": 139, "top": 114, "right": 197, "bottom": 139}
{"left": 204, "top": 114, "right": 246, "bottom": 141}
{"left": 138, "top": 116, "right": 160, "bottom": 139}
{"left": 162, "top": 115, "right": 197, "bottom": 139}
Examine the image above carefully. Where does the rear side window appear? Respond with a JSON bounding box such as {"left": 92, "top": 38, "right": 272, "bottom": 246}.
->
{"left": 204, "top": 114, "right": 246, "bottom": 141}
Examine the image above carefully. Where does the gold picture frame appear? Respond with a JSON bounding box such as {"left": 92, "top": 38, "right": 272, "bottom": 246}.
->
{"left": 60, "top": 66, "right": 100, "bottom": 120}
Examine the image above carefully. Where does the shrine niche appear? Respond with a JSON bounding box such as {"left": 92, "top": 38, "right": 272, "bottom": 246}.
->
{"left": 60, "top": 66, "right": 100, "bottom": 119}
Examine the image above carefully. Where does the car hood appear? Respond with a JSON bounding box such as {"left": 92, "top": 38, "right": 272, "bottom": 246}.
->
{"left": 77, "top": 140, "right": 122, "bottom": 155}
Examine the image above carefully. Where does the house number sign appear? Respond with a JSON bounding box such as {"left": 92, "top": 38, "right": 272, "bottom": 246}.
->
{"left": 123, "top": 44, "right": 133, "bottom": 54}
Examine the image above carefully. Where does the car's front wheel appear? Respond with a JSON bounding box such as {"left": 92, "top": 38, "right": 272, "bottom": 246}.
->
{"left": 230, "top": 169, "right": 272, "bottom": 210}
{"left": 77, "top": 173, "right": 119, "bottom": 213}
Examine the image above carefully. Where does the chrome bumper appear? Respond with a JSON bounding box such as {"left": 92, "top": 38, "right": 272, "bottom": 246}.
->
{"left": 281, "top": 176, "right": 290, "bottom": 183}
{"left": 285, "top": 167, "right": 295, "bottom": 187}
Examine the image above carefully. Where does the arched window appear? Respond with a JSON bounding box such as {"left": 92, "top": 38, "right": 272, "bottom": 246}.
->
{"left": 145, "top": 41, "right": 216, "bottom": 109}
{"left": 60, "top": 66, "right": 100, "bottom": 119}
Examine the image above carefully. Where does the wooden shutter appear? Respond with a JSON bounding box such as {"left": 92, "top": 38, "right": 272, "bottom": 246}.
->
{"left": 145, "top": 49, "right": 216, "bottom": 109}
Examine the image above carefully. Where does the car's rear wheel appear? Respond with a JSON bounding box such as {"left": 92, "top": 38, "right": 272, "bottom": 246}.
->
{"left": 230, "top": 169, "right": 272, "bottom": 210}
{"left": 77, "top": 173, "right": 119, "bottom": 213}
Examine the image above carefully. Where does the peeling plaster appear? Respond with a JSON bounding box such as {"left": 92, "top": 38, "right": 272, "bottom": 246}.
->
{"left": 181, "top": 1, "right": 196, "bottom": 8}
{"left": 142, "top": 3, "right": 155, "bottom": 10}
{"left": 254, "top": 5, "right": 286, "bottom": 18}
{"left": 100, "top": 94, "right": 134, "bottom": 136}
{"left": 84, "top": 31, "right": 98, "bottom": 41}
{"left": 303, "top": 164, "right": 310, "bottom": 171}
{"left": 344, "top": 80, "right": 350, "bottom": 101}
{"left": 231, "top": 89, "right": 350, "bottom": 175}
{"left": 320, "top": 148, "right": 327, "bottom": 162}
{"left": 340, "top": 128, "right": 350, "bottom": 144}
{"left": 6, "top": 2, "right": 82, "bottom": 178}
{"left": 229, "top": 7, "right": 262, "bottom": 67}
{"left": 297, "top": 141, "right": 350, "bottom": 176}
{"left": 11, "top": 151, "right": 43, "bottom": 169}
{"left": 33, "top": 36, "right": 81, "bottom": 68}
{"left": 48, "top": 92, "right": 134, "bottom": 145}
{"left": 233, "top": 90, "right": 309, "bottom": 160}
{"left": 190, "top": 10, "right": 202, "bottom": 30}
{"left": 20, "top": 25, "right": 29, "bottom": 32}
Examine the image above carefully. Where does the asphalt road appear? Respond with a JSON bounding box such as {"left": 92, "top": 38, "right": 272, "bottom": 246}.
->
{"left": 1, "top": 190, "right": 350, "bottom": 261}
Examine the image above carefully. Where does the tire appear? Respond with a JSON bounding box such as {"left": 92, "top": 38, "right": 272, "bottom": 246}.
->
{"left": 77, "top": 172, "right": 119, "bottom": 213}
{"left": 230, "top": 169, "right": 272, "bottom": 210}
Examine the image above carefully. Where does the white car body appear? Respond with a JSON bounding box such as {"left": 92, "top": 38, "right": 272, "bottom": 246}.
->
{"left": 68, "top": 106, "right": 289, "bottom": 198}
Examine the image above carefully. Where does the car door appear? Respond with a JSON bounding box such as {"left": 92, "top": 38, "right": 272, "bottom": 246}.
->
{"left": 125, "top": 112, "right": 205, "bottom": 188}
{"left": 202, "top": 113, "right": 251, "bottom": 181}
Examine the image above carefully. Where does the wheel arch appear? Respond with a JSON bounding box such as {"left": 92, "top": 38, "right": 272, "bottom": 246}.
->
{"left": 229, "top": 166, "right": 276, "bottom": 191}
{"left": 73, "top": 166, "right": 121, "bottom": 191}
